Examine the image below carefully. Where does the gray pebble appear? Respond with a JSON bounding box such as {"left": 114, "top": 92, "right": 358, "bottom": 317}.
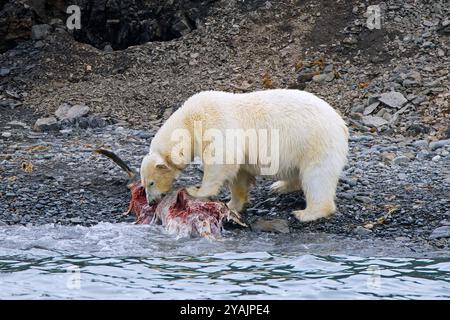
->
{"left": 412, "top": 140, "right": 429, "bottom": 149}
{"left": 392, "top": 155, "right": 410, "bottom": 165}
{"left": 430, "top": 226, "right": 450, "bottom": 239}
{"left": 430, "top": 139, "right": 450, "bottom": 151}
{"left": 354, "top": 226, "right": 372, "bottom": 235}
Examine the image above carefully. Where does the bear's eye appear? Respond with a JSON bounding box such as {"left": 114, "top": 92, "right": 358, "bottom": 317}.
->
{"left": 148, "top": 181, "right": 154, "bottom": 187}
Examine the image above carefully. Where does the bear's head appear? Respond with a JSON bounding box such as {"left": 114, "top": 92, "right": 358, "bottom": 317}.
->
{"left": 140, "top": 152, "right": 179, "bottom": 204}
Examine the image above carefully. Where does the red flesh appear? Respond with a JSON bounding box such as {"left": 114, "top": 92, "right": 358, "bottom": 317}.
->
{"left": 126, "top": 181, "right": 158, "bottom": 224}
{"left": 126, "top": 182, "right": 231, "bottom": 239}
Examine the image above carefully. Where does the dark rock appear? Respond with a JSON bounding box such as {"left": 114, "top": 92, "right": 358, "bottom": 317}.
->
{"left": 412, "top": 95, "right": 427, "bottom": 104}
{"left": 103, "top": 44, "right": 113, "bottom": 52}
{"left": 137, "top": 131, "right": 152, "bottom": 139}
{"left": 341, "top": 192, "right": 354, "bottom": 200}
{"left": 407, "top": 124, "right": 430, "bottom": 136}
{"left": 444, "top": 126, "right": 450, "bottom": 139}
{"left": 31, "top": 24, "right": 51, "bottom": 40}
{"left": 77, "top": 117, "right": 89, "bottom": 129}
{"left": 353, "top": 226, "right": 372, "bottom": 235}
{"left": 0, "top": 1, "right": 35, "bottom": 52}
{"left": 340, "top": 177, "right": 357, "bottom": 187}
{"left": 34, "top": 40, "right": 44, "bottom": 48}
{"left": 297, "top": 72, "right": 316, "bottom": 83}
{"left": 351, "top": 105, "right": 364, "bottom": 113}
{"left": 71, "top": 0, "right": 215, "bottom": 50}
{"left": 0, "top": 67, "right": 11, "bottom": 76}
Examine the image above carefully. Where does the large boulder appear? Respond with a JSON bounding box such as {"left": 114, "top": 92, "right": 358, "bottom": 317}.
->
{"left": 55, "top": 103, "right": 90, "bottom": 120}
{"left": 33, "top": 116, "right": 59, "bottom": 131}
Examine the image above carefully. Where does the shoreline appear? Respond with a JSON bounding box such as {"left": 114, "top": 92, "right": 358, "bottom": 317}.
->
{"left": 1, "top": 107, "right": 449, "bottom": 252}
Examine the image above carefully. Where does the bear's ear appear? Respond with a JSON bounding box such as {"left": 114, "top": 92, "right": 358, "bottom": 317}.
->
{"left": 155, "top": 159, "right": 169, "bottom": 170}
{"left": 156, "top": 163, "right": 169, "bottom": 170}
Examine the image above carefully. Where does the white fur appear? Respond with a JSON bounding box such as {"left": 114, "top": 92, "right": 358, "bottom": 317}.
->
{"left": 143, "top": 89, "right": 349, "bottom": 222}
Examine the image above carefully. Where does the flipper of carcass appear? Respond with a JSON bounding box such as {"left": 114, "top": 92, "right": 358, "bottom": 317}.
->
{"left": 95, "top": 149, "right": 246, "bottom": 239}
{"left": 94, "top": 149, "right": 156, "bottom": 223}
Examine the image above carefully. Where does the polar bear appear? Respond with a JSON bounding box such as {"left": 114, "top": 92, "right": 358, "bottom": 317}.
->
{"left": 140, "top": 89, "right": 348, "bottom": 222}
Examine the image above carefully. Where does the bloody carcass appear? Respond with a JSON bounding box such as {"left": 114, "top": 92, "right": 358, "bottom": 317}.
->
{"left": 95, "top": 149, "right": 245, "bottom": 239}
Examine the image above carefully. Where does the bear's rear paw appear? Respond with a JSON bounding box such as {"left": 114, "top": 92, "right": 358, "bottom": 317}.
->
{"left": 292, "top": 209, "right": 331, "bottom": 222}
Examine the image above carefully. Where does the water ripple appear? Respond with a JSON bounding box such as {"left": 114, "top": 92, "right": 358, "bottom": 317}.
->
{"left": 0, "top": 223, "right": 449, "bottom": 299}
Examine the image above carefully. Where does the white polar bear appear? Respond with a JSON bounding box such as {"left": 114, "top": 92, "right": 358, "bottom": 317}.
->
{"left": 140, "top": 89, "right": 348, "bottom": 222}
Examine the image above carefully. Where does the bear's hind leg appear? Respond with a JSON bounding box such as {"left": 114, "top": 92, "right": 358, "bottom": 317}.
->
{"left": 292, "top": 164, "right": 338, "bottom": 222}
{"left": 227, "top": 169, "right": 255, "bottom": 212}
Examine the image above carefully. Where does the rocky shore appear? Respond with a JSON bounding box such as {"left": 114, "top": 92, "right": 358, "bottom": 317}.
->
{"left": 1, "top": 0, "right": 449, "bottom": 249}
{"left": 1, "top": 104, "right": 449, "bottom": 249}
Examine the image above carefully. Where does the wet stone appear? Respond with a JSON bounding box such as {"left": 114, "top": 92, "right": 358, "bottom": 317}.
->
{"left": 0, "top": 67, "right": 11, "bottom": 76}
{"left": 430, "top": 226, "right": 450, "bottom": 239}
{"left": 355, "top": 196, "right": 371, "bottom": 203}
{"left": 354, "top": 226, "right": 372, "bottom": 236}
{"left": 250, "top": 218, "right": 290, "bottom": 234}
{"left": 432, "top": 155, "right": 441, "bottom": 162}
{"left": 341, "top": 192, "right": 355, "bottom": 200}
{"left": 413, "top": 140, "right": 429, "bottom": 149}
{"left": 430, "top": 139, "right": 450, "bottom": 151}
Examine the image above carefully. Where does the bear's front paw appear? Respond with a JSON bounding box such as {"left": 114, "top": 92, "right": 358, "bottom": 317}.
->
{"left": 186, "top": 186, "right": 200, "bottom": 197}
{"left": 226, "top": 200, "right": 244, "bottom": 213}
